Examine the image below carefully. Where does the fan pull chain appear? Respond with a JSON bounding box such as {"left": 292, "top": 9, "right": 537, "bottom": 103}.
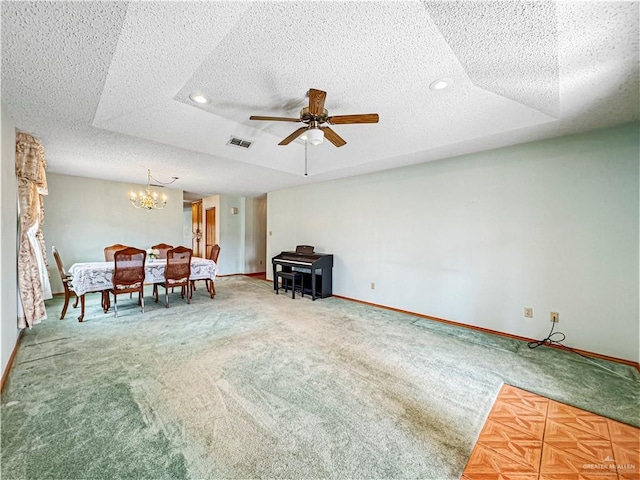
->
{"left": 304, "top": 141, "right": 308, "bottom": 176}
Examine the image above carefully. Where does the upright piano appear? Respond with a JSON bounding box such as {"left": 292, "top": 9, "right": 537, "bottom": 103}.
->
{"left": 272, "top": 246, "right": 333, "bottom": 300}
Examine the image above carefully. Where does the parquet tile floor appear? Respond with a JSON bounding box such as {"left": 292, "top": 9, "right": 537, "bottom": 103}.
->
{"left": 462, "top": 384, "right": 639, "bottom": 480}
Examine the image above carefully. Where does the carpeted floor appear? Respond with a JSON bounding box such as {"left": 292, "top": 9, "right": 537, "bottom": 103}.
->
{"left": 1, "top": 276, "right": 638, "bottom": 479}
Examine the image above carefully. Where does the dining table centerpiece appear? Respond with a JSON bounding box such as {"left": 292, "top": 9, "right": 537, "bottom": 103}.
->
{"left": 146, "top": 248, "right": 161, "bottom": 260}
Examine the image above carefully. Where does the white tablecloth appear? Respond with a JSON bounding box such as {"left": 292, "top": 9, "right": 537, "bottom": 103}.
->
{"left": 69, "top": 258, "right": 217, "bottom": 296}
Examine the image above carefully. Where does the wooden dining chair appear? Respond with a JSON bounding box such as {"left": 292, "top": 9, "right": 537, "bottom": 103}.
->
{"left": 51, "top": 246, "right": 79, "bottom": 319}
{"left": 151, "top": 243, "right": 173, "bottom": 259}
{"left": 153, "top": 246, "right": 192, "bottom": 307}
{"left": 104, "top": 244, "right": 129, "bottom": 261}
{"left": 104, "top": 243, "right": 134, "bottom": 303}
{"left": 108, "top": 247, "right": 146, "bottom": 317}
{"left": 191, "top": 244, "right": 219, "bottom": 298}
{"left": 207, "top": 244, "right": 221, "bottom": 297}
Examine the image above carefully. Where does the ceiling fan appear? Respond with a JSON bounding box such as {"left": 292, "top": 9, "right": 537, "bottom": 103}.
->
{"left": 249, "top": 88, "right": 379, "bottom": 148}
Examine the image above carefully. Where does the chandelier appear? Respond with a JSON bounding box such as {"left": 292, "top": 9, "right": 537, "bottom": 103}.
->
{"left": 130, "top": 169, "right": 169, "bottom": 210}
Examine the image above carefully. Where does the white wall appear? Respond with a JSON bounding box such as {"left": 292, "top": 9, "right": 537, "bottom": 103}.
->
{"left": 182, "top": 205, "right": 192, "bottom": 248}
{"left": 219, "top": 195, "right": 244, "bottom": 274}
{"left": 0, "top": 103, "right": 19, "bottom": 379}
{"left": 267, "top": 123, "right": 640, "bottom": 362}
{"left": 44, "top": 173, "right": 184, "bottom": 294}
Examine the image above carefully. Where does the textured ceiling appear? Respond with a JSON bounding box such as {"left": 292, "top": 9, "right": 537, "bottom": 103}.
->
{"left": 2, "top": 1, "right": 638, "bottom": 199}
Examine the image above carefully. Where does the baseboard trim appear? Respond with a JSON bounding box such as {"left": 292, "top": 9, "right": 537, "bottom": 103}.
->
{"left": 220, "top": 272, "right": 266, "bottom": 278}
{"left": 243, "top": 272, "right": 267, "bottom": 278}
{"left": 333, "top": 295, "right": 640, "bottom": 371}
{"left": 1, "top": 329, "right": 24, "bottom": 393}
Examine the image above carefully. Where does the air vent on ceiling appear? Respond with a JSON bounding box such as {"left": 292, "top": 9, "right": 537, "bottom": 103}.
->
{"left": 227, "top": 136, "right": 252, "bottom": 149}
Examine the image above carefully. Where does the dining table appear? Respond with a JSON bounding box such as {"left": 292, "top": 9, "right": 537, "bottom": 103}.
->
{"left": 68, "top": 257, "right": 217, "bottom": 321}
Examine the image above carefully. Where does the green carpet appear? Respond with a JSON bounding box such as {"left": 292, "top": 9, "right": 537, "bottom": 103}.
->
{"left": 2, "top": 276, "right": 638, "bottom": 479}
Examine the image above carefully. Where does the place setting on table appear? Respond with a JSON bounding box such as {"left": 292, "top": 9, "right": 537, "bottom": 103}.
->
{"left": 65, "top": 244, "right": 218, "bottom": 322}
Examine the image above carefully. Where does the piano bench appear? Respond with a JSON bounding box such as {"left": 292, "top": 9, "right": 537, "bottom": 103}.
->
{"left": 276, "top": 271, "right": 303, "bottom": 299}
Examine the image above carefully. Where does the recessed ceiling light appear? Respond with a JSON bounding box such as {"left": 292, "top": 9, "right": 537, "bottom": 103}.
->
{"left": 189, "top": 93, "right": 210, "bottom": 104}
{"left": 429, "top": 78, "right": 452, "bottom": 91}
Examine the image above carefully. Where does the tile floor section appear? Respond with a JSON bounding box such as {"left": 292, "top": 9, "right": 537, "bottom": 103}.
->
{"left": 462, "top": 384, "right": 639, "bottom": 480}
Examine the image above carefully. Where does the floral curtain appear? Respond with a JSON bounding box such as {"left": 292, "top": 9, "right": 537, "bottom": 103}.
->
{"left": 16, "top": 131, "right": 52, "bottom": 329}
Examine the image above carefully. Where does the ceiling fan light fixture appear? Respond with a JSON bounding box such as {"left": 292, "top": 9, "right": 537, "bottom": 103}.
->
{"left": 189, "top": 92, "right": 210, "bottom": 104}
{"left": 250, "top": 88, "right": 378, "bottom": 147}
{"left": 306, "top": 128, "right": 324, "bottom": 146}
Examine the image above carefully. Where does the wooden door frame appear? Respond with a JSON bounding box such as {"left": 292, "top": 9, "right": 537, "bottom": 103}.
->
{"left": 191, "top": 200, "right": 203, "bottom": 257}
{"left": 205, "top": 207, "right": 216, "bottom": 259}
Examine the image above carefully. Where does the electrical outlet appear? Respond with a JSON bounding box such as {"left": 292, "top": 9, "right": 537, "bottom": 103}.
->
{"left": 370, "top": 282, "right": 375, "bottom": 290}
{"left": 524, "top": 307, "right": 533, "bottom": 318}
{"left": 550, "top": 311, "right": 559, "bottom": 323}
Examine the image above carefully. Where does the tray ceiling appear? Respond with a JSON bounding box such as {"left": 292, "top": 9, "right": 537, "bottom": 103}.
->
{"left": 2, "top": 1, "right": 638, "bottom": 198}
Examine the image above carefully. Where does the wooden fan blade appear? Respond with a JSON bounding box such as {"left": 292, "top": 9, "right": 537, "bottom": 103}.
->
{"left": 323, "top": 127, "right": 347, "bottom": 148}
{"left": 327, "top": 113, "right": 379, "bottom": 125}
{"left": 308, "top": 89, "right": 327, "bottom": 116}
{"left": 279, "top": 127, "right": 308, "bottom": 145}
{"left": 250, "top": 115, "right": 301, "bottom": 122}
